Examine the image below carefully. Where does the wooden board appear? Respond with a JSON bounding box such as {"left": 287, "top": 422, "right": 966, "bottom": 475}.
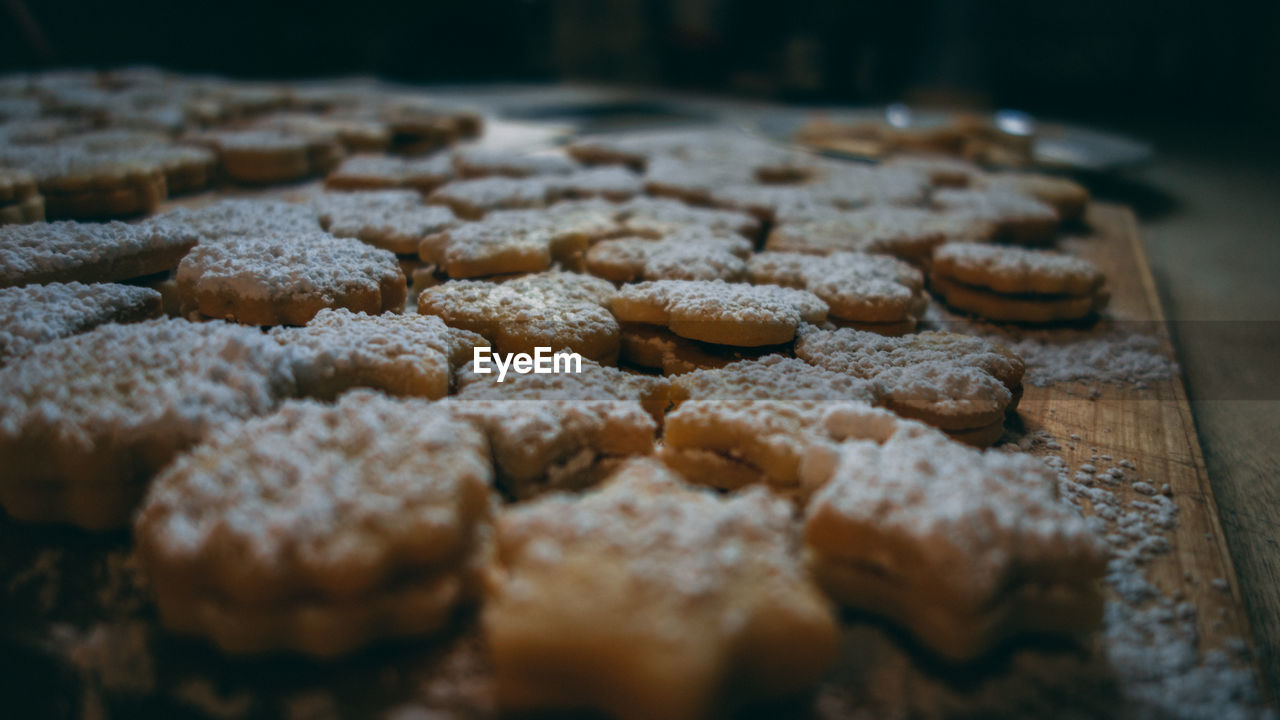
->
{"left": 0, "top": 200, "right": 1267, "bottom": 717}
{"left": 1019, "top": 203, "right": 1259, "bottom": 662}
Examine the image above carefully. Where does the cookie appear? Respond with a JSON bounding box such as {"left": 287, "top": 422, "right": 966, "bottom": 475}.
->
{"left": 313, "top": 190, "right": 457, "bottom": 254}
{"left": 930, "top": 275, "right": 1110, "bottom": 324}
{"left": 418, "top": 271, "right": 619, "bottom": 363}
{"left": 459, "top": 354, "right": 668, "bottom": 420}
{"left": 642, "top": 155, "right": 751, "bottom": 205}
{"left": 585, "top": 227, "right": 752, "bottom": 283}
{"left": 710, "top": 165, "right": 929, "bottom": 222}
{"left": 132, "top": 144, "right": 217, "bottom": 195}
{"left": 612, "top": 279, "right": 827, "bottom": 346}
{"left": 765, "top": 205, "right": 993, "bottom": 264}
{"left": 254, "top": 111, "right": 390, "bottom": 154}
{"left": 176, "top": 231, "right": 406, "bottom": 326}
{"left": 2, "top": 145, "right": 167, "bottom": 219}
{"left": 618, "top": 323, "right": 789, "bottom": 375}
{"left": 661, "top": 398, "right": 895, "bottom": 493}
{"left": 0, "top": 220, "right": 197, "bottom": 288}
{"left": 426, "top": 176, "right": 558, "bottom": 219}
{"left": 794, "top": 325, "right": 1024, "bottom": 445}
{"left": 271, "top": 308, "right": 487, "bottom": 400}
{"left": 135, "top": 391, "right": 494, "bottom": 657}
{"left": 453, "top": 148, "right": 578, "bottom": 179}
{"left": 933, "top": 187, "right": 1060, "bottom": 245}
{"left": 748, "top": 251, "right": 926, "bottom": 330}
{"left": 325, "top": 152, "right": 454, "bottom": 194}
{"left": 932, "top": 241, "right": 1104, "bottom": 296}
{"left": 883, "top": 154, "right": 984, "bottom": 187}
{"left": 552, "top": 166, "right": 642, "bottom": 201}
{"left": 449, "top": 360, "right": 663, "bottom": 497}
{"left": 484, "top": 457, "right": 838, "bottom": 720}
{"left": 143, "top": 198, "right": 322, "bottom": 244}
{"left": 0, "top": 281, "right": 161, "bottom": 364}
{"left": 804, "top": 426, "right": 1106, "bottom": 660}
{"left": 615, "top": 196, "right": 760, "bottom": 240}
{"left": 930, "top": 242, "right": 1109, "bottom": 323}
{"left": 193, "top": 130, "right": 313, "bottom": 184}
{"left": 0, "top": 318, "right": 297, "bottom": 529}
{"left": 419, "top": 203, "right": 615, "bottom": 278}
{"left": 984, "top": 171, "right": 1090, "bottom": 223}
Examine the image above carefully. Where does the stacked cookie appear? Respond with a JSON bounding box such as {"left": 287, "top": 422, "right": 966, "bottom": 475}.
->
{"left": 931, "top": 241, "right": 1109, "bottom": 323}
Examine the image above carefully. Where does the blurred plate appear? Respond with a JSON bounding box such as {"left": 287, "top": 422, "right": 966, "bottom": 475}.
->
{"left": 750, "top": 107, "right": 1153, "bottom": 173}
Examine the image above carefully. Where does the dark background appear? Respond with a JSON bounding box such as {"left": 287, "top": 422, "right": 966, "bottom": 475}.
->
{"left": 3, "top": 0, "right": 1279, "bottom": 125}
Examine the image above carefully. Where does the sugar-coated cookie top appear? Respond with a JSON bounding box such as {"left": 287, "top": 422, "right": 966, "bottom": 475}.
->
{"left": 0, "top": 317, "right": 297, "bottom": 448}
{"left": 615, "top": 279, "right": 828, "bottom": 325}
{"left": 0, "top": 221, "right": 197, "bottom": 287}
{"left": 617, "top": 196, "right": 759, "bottom": 238}
{"left": 748, "top": 251, "right": 922, "bottom": 321}
{"left": 0, "top": 281, "right": 159, "bottom": 362}
{"left": 314, "top": 190, "right": 456, "bottom": 238}
{"left": 178, "top": 231, "right": 401, "bottom": 302}
{"left": 135, "top": 391, "right": 493, "bottom": 602}
{"left": 670, "top": 354, "right": 881, "bottom": 405}
{"left": 494, "top": 457, "right": 805, "bottom": 599}
{"left": 806, "top": 429, "right": 1105, "bottom": 599}
{"left": 453, "top": 147, "right": 578, "bottom": 177}
{"left": 144, "top": 199, "right": 322, "bottom": 242}
{"left": 587, "top": 228, "right": 751, "bottom": 282}
{"left": 932, "top": 241, "right": 1104, "bottom": 296}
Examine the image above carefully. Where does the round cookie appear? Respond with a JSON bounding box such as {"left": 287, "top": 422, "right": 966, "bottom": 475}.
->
{"left": 418, "top": 271, "right": 620, "bottom": 363}
{"left": 135, "top": 391, "right": 495, "bottom": 657}
{"left": 748, "top": 251, "right": 926, "bottom": 325}
{"left": 932, "top": 241, "right": 1105, "bottom": 296}
{"left": 585, "top": 228, "right": 752, "bottom": 283}
{"left": 930, "top": 274, "right": 1110, "bottom": 324}
{"left": 612, "top": 279, "right": 828, "bottom": 347}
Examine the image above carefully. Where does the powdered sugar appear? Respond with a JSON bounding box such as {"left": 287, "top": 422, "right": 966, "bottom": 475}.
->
{"left": 0, "top": 281, "right": 160, "bottom": 363}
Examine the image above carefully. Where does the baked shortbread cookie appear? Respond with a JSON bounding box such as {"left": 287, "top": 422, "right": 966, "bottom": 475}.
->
{"left": 2, "top": 145, "right": 167, "bottom": 219}
{"left": 552, "top": 166, "right": 643, "bottom": 201}
{"left": 618, "top": 323, "right": 789, "bottom": 376}
{"left": 748, "top": 251, "right": 926, "bottom": 333}
{"left": 176, "top": 232, "right": 406, "bottom": 326}
{"left": 313, "top": 190, "right": 457, "bottom": 254}
{"left": 615, "top": 196, "right": 760, "bottom": 240}
{"left": 933, "top": 187, "right": 1060, "bottom": 245}
{"left": 765, "top": 205, "right": 993, "bottom": 264}
{"left": 612, "top": 279, "right": 827, "bottom": 346}
{"left": 325, "top": 152, "right": 453, "bottom": 194}
{"left": 0, "top": 318, "right": 297, "bottom": 529}
{"left": 930, "top": 242, "right": 1109, "bottom": 323}
{"left": 984, "top": 172, "right": 1090, "bottom": 223}
{"left": 271, "top": 309, "right": 487, "bottom": 400}
{"left": 449, "top": 363, "right": 661, "bottom": 498}
{"left": 0, "top": 221, "right": 197, "bottom": 288}
{"left": 804, "top": 427, "right": 1106, "bottom": 660}
{"left": 135, "top": 391, "right": 495, "bottom": 657}
{"left": 662, "top": 399, "right": 903, "bottom": 495}
{"left": 0, "top": 281, "right": 161, "bottom": 364}
{"left": 194, "top": 129, "right": 313, "bottom": 184}
{"left": 795, "top": 325, "right": 1024, "bottom": 446}
{"left": 426, "top": 176, "right": 559, "bottom": 219}
{"left": 883, "top": 154, "right": 985, "bottom": 188}
{"left": 453, "top": 148, "right": 578, "bottom": 179}
{"left": 418, "top": 204, "right": 611, "bottom": 278}
{"left": 419, "top": 271, "right": 619, "bottom": 363}
{"left": 484, "top": 457, "right": 839, "bottom": 720}
{"left": 457, "top": 355, "right": 670, "bottom": 422}
{"left": 585, "top": 227, "right": 752, "bottom": 283}
{"left": 143, "top": 198, "right": 323, "bottom": 244}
